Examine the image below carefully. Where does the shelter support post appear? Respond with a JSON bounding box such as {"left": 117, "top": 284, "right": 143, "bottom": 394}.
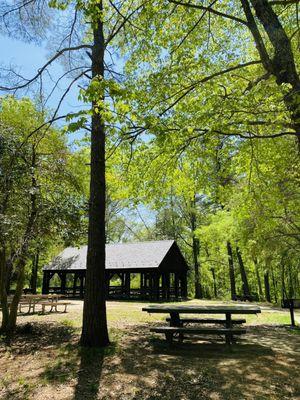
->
{"left": 42, "top": 271, "right": 50, "bottom": 294}
{"left": 174, "top": 273, "right": 179, "bottom": 299}
{"left": 125, "top": 272, "right": 131, "bottom": 298}
{"left": 59, "top": 272, "right": 66, "bottom": 295}
{"left": 80, "top": 272, "right": 85, "bottom": 299}
{"left": 181, "top": 273, "right": 187, "bottom": 298}
{"left": 73, "top": 272, "right": 78, "bottom": 296}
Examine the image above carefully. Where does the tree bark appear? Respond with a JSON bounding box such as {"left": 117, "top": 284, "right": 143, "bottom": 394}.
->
{"left": 7, "top": 259, "right": 26, "bottom": 332}
{"left": 80, "top": 0, "right": 109, "bottom": 347}
{"left": 30, "top": 251, "right": 39, "bottom": 294}
{"left": 254, "top": 258, "right": 263, "bottom": 299}
{"left": 227, "top": 241, "right": 236, "bottom": 300}
{"left": 1, "top": 145, "right": 38, "bottom": 334}
{"left": 190, "top": 205, "right": 202, "bottom": 298}
{"left": 0, "top": 248, "right": 9, "bottom": 332}
{"left": 236, "top": 247, "right": 251, "bottom": 297}
{"left": 211, "top": 268, "right": 217, "bottom": 298}
{"left": 271, "top": 266, "right": 278, "bottom": 303}
{"left": 241, "top": 0, "right": 300, "bottom": 147}
{"left": 264, "top": 271, "right": 271, "bottom": 302}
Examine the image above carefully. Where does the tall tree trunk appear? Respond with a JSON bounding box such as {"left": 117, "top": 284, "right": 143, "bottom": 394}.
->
{"left": 211, "top": 268, "right": 217, "bottom": 298}
{"left": 2, "top": 145, "right": 38, "bottom": 334}
{"left": 5, "top": 259, "right": 13, "bottom": 294}
{"left": 281, "top": 261, "right": 287, "bottom": 300}
{"left": 227, "top": 241, "right": 236, "bottom": 300}
{"left": 236, "top": 247, "right": 250, "bottom": 297}
{"left": 254, "top": 258, "right": 263, "bottom": 299}
{"left": 80, "top": 0, "right": 109, "bottom": 347}
{"left": 264, "top": 271, "right": 271, "bottom": 302}
{"left": 271, "top": 266, "right": 278, "bottom": 304}
{"left": 0, "top": 248, "right": 9, "bottom": 332}
{"left": 241, "top": 0, "right": 300, "bottom": 147}
{"left": 30, "top": 251, "right": 39, "bottom": 294}
{"left": 288, "top": 265, "right": 294, "bottom": 299}
{"left": 190, "top": 199, "right": 202, "bottom": 299}
{"left": 192, "top": 236, "right": 202, "bottom": 298}
{"left": 7, "top": 259, "right": 26, "bottom": 332}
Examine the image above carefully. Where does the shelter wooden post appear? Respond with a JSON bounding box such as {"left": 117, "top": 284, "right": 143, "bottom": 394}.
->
{"left": 165, "top": 273, "right": 170, "bottom": 300}
{"left": 73, "top": 272, "right": 78, "bottom": 297}
{"left": 80, "top": 273, "right": 84, "bottom": 299}
{"left": 125, "top": 272, "right": 131, "bottom": 298}
{"left": 42, "top": 271, "right": 50, "bottom": 294}
{"left": 153, "top": 273, "right": 160, "bottom": 301}
{"left": 59, "top": 272, "right": 66, "bottom": 295}
{"left": 174, "top": 273, "right": 179, "bottom": 299}
{"left": 181, "top": 273, "right": 187, "bottom": 298}
{"left": 161, "top": 273, "right": 166, "bottom": 300}
{"left": 140, "top": 273, "right": 144, "bottom": 298}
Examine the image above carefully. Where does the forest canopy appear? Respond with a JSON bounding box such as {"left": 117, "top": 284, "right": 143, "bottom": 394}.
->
{"left": 0, "top": 0, "right": 299, "bottom": 340}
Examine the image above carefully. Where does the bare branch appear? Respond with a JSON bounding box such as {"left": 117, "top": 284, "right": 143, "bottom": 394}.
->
{"left": 0, "top": 45, "right": 92, "bottom": 91}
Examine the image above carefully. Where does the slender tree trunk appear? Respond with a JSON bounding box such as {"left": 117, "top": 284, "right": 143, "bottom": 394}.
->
{"left": 30, "top": 251, "right": 39, "bottom": 294}
{"left": 5, "top": 259, "right": 13, "bottom": 294}
{"left": 271, "top": 266, "right": 278, "bottom": 303}
{"left": 264, "top": 271, "right": 271, "bottom": 302}
{"left": 0, "top": 248, "right": 9, "bottom": 331}
{"left": 3, "top": 146, "right": 38, "bottom": 334}
{"left": 190, "top": 200, "right": 202, "bottom": 299}
{"left": 80, "top": 0, "right": 109, "bottom": 347}
{"left": 192, "top": 236, "right": 202, "bottom": 298}
{"left": 281, "top": 261, "right": 287, "bottom": 300}
{"left": 211, "top": 268, "right": 217, "bottom": 298}
{"left": 227, "top": 241, "right": 236, "bottom": 300}
{"left": 288, "top": 266, "right": 294, "bottom": 299}
{"left": 7, "top": 259, "right": 26, "bottom": 332}
{"left": 254, "top": 258, "right": 263, "bottom": 299}
{"left": 236, "top": 247, "right": 250, "bottom": 297}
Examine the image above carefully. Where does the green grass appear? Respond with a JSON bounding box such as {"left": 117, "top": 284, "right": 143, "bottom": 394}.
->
{"left": 0, "top": 299, "right": 299, "bottom": 400}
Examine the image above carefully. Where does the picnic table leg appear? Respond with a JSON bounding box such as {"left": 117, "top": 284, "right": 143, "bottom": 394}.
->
{"left": 170, "top": 311, "right": 184, "bottom": 343}
{"left": 165, "top": 332, "right": 173, "bottom": 344}
{"left": 170, "top": 312, "right": 181, "bottom": 326}
{"left": 225, "top": 312, "right": 232, "bottom": 345}
{"left": 289, "top": 301, "right": 295, "bottom": 327}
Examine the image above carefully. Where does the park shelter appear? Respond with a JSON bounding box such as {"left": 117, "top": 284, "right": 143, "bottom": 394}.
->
{"left": 42, "top": 240, "right": 188, "bottom": 301}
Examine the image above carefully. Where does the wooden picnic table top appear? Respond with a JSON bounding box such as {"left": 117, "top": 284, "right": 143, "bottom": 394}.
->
{"left": 142, "top": 304, "right": 261, "bottom": 315}
{"left": 21, "top": 294, "right": 63, "bottom": 300}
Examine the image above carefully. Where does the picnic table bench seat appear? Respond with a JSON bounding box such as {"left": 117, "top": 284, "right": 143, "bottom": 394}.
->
{"left": 165, "top": 317, "right": 246, "bottom": 325}
{"left": 151, "top": 326, "right": 247, "bottom": 344}
{"left": 40, "top": 301, "right": 71, "bottom": 314}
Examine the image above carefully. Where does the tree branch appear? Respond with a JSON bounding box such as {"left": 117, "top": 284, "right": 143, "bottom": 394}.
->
{"left": 168, "top": 0, "right": 249, "bottom": 26}
{"left": 0, "top": 45, "right": 92, "bottom": 91}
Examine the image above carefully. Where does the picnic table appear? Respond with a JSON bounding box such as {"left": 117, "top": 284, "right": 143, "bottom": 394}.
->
{"left": 142, "top": 304, "right": 261, "bottom": 345}
{"left": 16, "top": 294, "right": 70, "bottom": 314}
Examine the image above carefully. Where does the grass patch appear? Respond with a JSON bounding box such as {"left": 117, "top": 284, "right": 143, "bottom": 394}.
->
{"left": 0, "top": 300, "right": 299, "bottom": 400}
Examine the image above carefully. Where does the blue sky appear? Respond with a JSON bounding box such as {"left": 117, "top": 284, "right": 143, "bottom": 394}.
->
{"left": 1, "top": 34, "right": 84, "bottom": 143}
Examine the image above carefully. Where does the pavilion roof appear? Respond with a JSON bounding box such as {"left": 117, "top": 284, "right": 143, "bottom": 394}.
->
{"left": 43, "top": 240, "right": 178, "bottom": 271}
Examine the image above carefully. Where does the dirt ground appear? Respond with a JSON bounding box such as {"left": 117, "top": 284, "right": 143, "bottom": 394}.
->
{"left": 0, "top": 300, "right": 299, "bottom": 400}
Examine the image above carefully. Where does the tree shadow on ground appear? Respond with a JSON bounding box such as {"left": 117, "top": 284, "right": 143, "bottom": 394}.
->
{"left": 0, "top": 322, "right": 76, "bottom": 355}
{"left": 1, "top": 322, "right": 299, "bottom": 399}
{"left": 103, "top": 324, "right": 300, "bottom": 400}
{"left": 73, "top": 347, "right": 105, "bottom": 400}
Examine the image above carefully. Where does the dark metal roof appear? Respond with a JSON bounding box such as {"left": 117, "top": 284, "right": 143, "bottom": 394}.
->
{"left": 43, "top": 240, "right": 179, "bottom": 271}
